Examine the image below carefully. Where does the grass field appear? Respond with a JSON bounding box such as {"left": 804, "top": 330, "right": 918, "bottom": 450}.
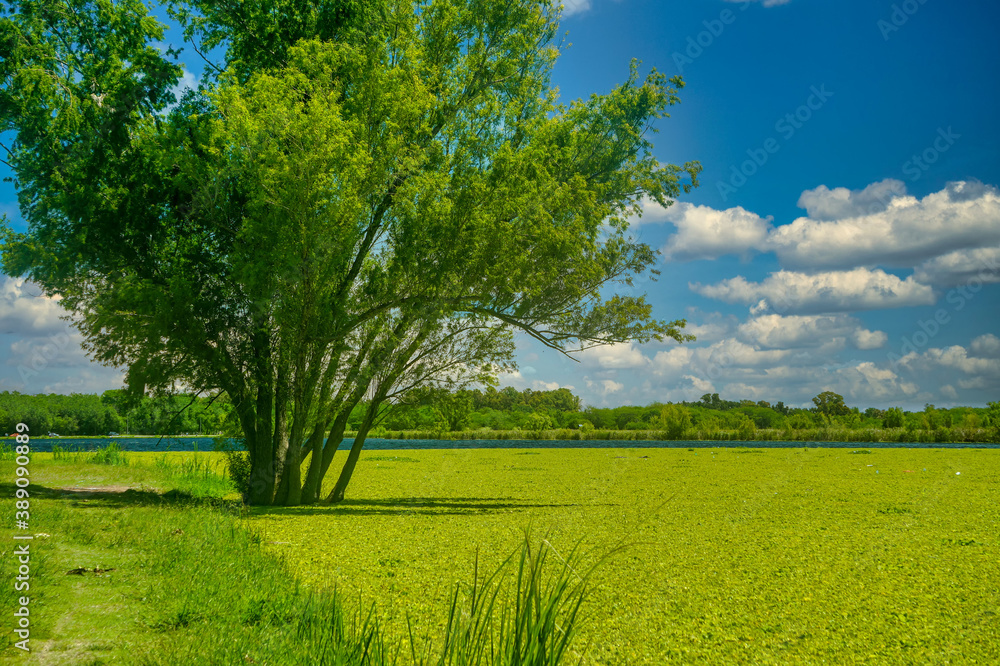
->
{"left": 251, "top": 447, "right": 1000, "bottom": 664}
{"left": 2, "top": 446, "right": 998, "bottom": 664}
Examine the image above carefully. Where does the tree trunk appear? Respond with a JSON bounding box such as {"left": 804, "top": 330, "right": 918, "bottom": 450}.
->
{"left": 246, "top": 431, "right": 276, "bottom": 505}
{"left": 299, "top": 423, "right": 328, "bottom": 504}
{"left": 234, "top": 393, "right": 275, "bottom": 506}
{"left": 314, "top": 412, "right": 351, "bottom": 501}
{"left": 278, "top": 444, "right": 302, "bottom": 505}
{"left": 327, "top": 419, "right": 373, "bottom": 504}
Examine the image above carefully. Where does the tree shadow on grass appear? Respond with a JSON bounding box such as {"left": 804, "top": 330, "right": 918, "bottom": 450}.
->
{"left": 5, "top": 483, "right": 585, "bottom": 517}
{"left": 255, "top": 496, "right": 584, "bottom": 518}
{"left": 0, "top": 482, "right": 240, "bottom": 511}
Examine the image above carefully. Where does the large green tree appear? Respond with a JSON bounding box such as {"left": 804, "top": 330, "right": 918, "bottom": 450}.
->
{"left": 1, "top": 0, "right": 699, "bottom": 505}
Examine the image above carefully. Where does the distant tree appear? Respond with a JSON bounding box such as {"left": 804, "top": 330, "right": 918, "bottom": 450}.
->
{"left": 525, "top": 412, "right": 555, "bottom": 431}
{"left": 883, "top": 407, "right": 905, "bottom": 428}
{"left": 656, "top": 404, "right": 691, "bottom": 440}
{"left": 434, "top": 390, "right": 473, "bottom": 432}
{"left": 812, "top": 391, "right": 851, "bottom": 416}
{"left": 864, "top": 407, "right": 886, "bottom": 420}
{"left": 986, "top": 402, "right": 1000, "bottom": 441}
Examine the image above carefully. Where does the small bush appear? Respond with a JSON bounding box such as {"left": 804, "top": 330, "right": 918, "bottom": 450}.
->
{"left": 214, "top": 437, "right": 252, "bottom": 502}
{"left": 90, "top": 441, "right": 127, "bottom": 466}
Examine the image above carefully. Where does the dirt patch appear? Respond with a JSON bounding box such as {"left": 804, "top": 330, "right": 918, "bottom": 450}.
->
{"left": 58, "top": 485, "right": 137, "bottom": 496}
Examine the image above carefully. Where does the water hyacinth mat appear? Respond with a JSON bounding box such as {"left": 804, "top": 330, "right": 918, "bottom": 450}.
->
{"left": 250, "top": 447, "right": 999, "bottom": 665}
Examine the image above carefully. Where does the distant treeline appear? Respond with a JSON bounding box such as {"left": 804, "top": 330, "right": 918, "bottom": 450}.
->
{"left": 372, "top": 388, "right": 1000, "bottom": 443}
{"left": 0, "top": 391, "right": 230, "bottom": 436}
{"left": 2, "top": 387, "right": 998, "bottom": 443}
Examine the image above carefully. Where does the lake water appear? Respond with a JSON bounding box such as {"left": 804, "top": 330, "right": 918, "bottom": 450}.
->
{"left": 14, "top": 436, "right": 999, "bottom": 452}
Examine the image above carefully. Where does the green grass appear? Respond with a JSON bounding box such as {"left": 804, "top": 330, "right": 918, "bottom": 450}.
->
{"left": 253, "top": 447, "right": 1000, "bottom": 664}
{"left": 356, "top": 426, "right": 999, "bottom": 443}
{"left": 0, "top": 452, "right": 591, "bottom": 665}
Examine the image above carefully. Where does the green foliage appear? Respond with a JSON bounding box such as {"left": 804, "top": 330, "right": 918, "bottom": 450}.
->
{"left": 412, "top": 535, "right": 591, "bottom": 666}
{"left": 812, "top": 391, "right": 851, "bottom": 416}
{"left": 655, "top": 404, "right": 691, "bottom": 440}
{"left": 1, "top": 452, "right": 591, "bottom": 663}
{"left": 0, "top": 390, "right": 229, "bottom": 436}
{"left": 215, "top": 437, "right": 253, "bottom": 502}
{"left": 2, "top": 0, "right": 698, "bottom": 505}
{"left": 89, "top": 441, "right": 128, "bottom": 466}
{"left": 254, "top": 447, "right": 1000, "bottom": 664}
{"left": 525, "top": 412, "right": 556, "bottom": 432}
{"left": 883, "top": 407, "right": 905, "bottom": 428}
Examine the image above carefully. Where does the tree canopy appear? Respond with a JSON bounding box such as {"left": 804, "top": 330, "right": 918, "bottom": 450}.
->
{"left": 1, "top": 0, "right": 700, "bottom": 505}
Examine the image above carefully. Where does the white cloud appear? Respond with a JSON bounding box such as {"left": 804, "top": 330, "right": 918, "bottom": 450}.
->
{"left": 562, "top": 0, "right": 592, "bottom": 16}
{"left": 971, "top": 334, "right": 1000, "bottom": 357}
{"left": 657, "top": 202, "right": 773, "bottom": 260}
{"left": 692, "top": 268, "right": 936, "bottom": 314}
{"left": 892, "top": 344, "right": 1000, "bottom": 396}
{"left": 852, "top": 328, "right": 888, "bottom": 350}
{"left": 0, "top": 277, "right": 69, "bottom": 334}
{"left": 683, "top": 374, "right": 714, "bottom": 393}
{"left": 42, "top": 368, "right": 125, "bottom": 395}
{"left": 658, "top": 182, "right": 1000, "bottom": 290}
{"left": 737, "top": 314, "right": 886, "bottom": 350}
{"left": 912, "top": 245, "right": 1000, "bottom": 287}
{"left": 796, "top": 179, "right": 907, "bottom": 220}
{"left": 532, "top": 380, "right": 574, "bottom": 391}
{"left": 833, "top": 362, "right": 919, "bottom": 401}
{"left": 585, "top": 378, "right": 623, "bottom": 395}
{"left": 899, "top": 345, "right": 1000, "bottom": 376}
{"left": 578, "top": 342, "right": 650, "bottom": 369}
{"left": 683, "top": 320, "right": 733, "bottom": 343}
{"left": 770, "top": 180, "right": 1000, "bottom": 270}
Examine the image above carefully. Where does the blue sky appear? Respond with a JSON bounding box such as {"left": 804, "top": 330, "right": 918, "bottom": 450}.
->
{"left": 2, "top": 0, "right": 999, "bottom": 409}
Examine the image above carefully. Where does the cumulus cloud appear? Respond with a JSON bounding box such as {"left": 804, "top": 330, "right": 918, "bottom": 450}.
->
{"left": 891, "top": 343, "right": 1000, "bottom": 396}
{"left": 833, "top": 362, "right": 919, "bottom": 400}
{"left": 912, "top": 245, "right": 1000, "bottom": 287}
{"left": 0, "top": 277, "right": 69, "bottom": 335}
{"left": 796, "top": 179, "right": 907, "bottom": 220}
{"left": 770, "top": 180, "right": 1000, "bottom": 270}
{"left": 683, "top": 374, "right": 715, "bottom": 393}
{"left": 555, "top": 323, "right": 996, "bottom": 409}
{"left": 585, "top": 378, "right": 623, "bottom": 395}
{"left": 659, "top": 181, "right": 999, "bottom": 294}
{"left": 971, "top": 334, "right": 1000, "bottom": 357}
{"left": 692, "top": 268, "right": 936, "bottom": 314}
{"left": 683, "top": 319, "right": 734, "bottom": 343}
{"left": 532, "top": 380, "right": 574, "bottom": 391}
{"left": 737, "top": 314, "right": 886, "bottom": 350}
{"left": 897, "top": 345, "right": 1000, "bottom": 376}
{"left": 852, "top": 328, "right": 888, "bottom": 350}
{"left": 41, "top": 368, "right": 125, "bottom": 395}
{"left": 658, "top": 202, "right": 773, "bottom": 260}
{"left": 578, "top": 342, "right": 650, "bottom": 369}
